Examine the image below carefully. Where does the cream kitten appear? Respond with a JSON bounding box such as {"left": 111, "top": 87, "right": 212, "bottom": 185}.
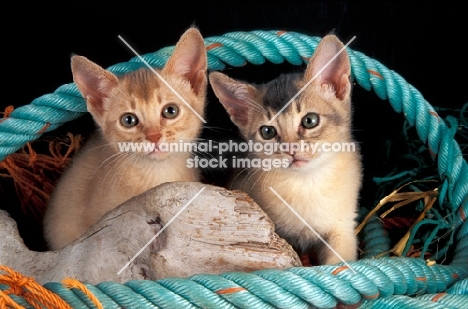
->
{"left": 44, "top": 28, "right": 208, "bottom": 250}
{"left": 209, "top": 35, "right": 362, "bottom": 265}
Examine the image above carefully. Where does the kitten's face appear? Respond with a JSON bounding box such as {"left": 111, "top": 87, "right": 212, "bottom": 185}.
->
{"left": 246, "top": 76, "right": 351, "bottom": 170}
{"left": 71, "top": 28, "right": 207, "bottom": 161}
{"left": 210, "top": 34, "right": 352, "bottom": 171}
{"left": 96, "top": 68, "right": 205, "bottom": 160}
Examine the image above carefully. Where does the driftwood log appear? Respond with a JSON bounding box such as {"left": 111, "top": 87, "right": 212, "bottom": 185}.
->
{"left": 0, "top": 182, "right": 301, "bottom": 284}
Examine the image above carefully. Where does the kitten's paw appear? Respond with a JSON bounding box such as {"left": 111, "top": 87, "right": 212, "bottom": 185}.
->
{"left": 319, "top": 230, "right": 357, "bottom": 265}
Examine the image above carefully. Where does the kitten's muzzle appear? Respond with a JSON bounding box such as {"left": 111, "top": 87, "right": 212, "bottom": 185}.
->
{"left": 283, "top": 153, "right": 310, "bottom": 169}
{"left": 146, "top": 144, "right": 169, "bottom": 160}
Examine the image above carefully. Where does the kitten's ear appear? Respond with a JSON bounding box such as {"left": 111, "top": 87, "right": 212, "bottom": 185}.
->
{"left": 209, "top": 72, "right": 257, "bottom": 127}
{"left": 71, "top": 55, "right": 118, "bottom": 116}
{"left": 304, "top": 35, "right": 351, "bottom": 100}
{"left": 163, "top": 28, "right": 207, "bottom": 96}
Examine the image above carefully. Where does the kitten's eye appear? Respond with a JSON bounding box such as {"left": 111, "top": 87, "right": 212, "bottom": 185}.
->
{"left": 260, "top": 126, "right": 277, "bottom": 140}
{"left": 162, "top": 104, "right": 179, "bottom": 119}
{"left": 301, "top": 112, "right": 320, "bottom": 129}
{"left": 120, "top": 113, "right": 139, "bottom": 128}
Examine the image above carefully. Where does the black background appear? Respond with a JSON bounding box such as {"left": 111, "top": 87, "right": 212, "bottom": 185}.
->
{"left": 2, "top": 2, "right": 467, "bottom": 250}
{"left": 3, "top": 2, "right": 466, "bottom": 112}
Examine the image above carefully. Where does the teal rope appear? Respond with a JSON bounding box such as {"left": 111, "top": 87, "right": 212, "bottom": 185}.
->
{"left": 1, "top": 30, "right": 467, "bottom": 308}
{"left": 360, "top": 215, "right": 391, "bottom": 259}
{"left": 361, "top": 294, "right": 466, "bottom": 309}
{"left": 447, "top": 278, "right": 468, "bottom": 294}
{"left": 453, "top": 216, "right": 468, "bottom": 266}
{"left": 10, "top": 258, "right": 454, "bottom": 308}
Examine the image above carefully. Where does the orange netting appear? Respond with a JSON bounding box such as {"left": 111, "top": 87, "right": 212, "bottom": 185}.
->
{"left": 0, "top": 106, "right": 82, "bottom": 223}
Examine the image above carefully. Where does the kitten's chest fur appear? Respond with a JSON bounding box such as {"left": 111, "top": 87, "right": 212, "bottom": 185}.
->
{"left": 232, "top": 151, "right": 361, "bottom": 252}
{"left": 53, "top": 133, "right": 198, "bottom": 223}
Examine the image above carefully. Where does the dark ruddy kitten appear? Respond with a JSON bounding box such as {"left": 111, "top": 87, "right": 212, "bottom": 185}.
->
{"left": 209, "top": 35, "right": 362, "bottom": 265}
{"left": 44, "top": 28, "right": 208, "bottom": 250}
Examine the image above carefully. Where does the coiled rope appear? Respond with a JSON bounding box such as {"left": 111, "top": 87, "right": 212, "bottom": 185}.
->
{"left": 1, "top": 255, "right": 467, "bottom": 308}
{"left": 0, "top": 30, "right": 467, "bottom": 308}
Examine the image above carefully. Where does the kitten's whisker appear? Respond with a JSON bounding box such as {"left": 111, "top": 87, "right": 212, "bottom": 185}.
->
{"left": 131, "top": 155, "right": 146, "bottom": 197}
{"left": 230, "top": 165, "right": 251, "bottom": 187}
{"left": 201, "top": 125, "right": 231, "bottom": 133}
{"left": 108, "top": 153, "right": 132, "bottom": 187}
{"left": 261, "top": 170, "right": 270, "bottom": 191}
{"left": 91, "top": 153, "right": 121, "bottom": 178}
{"left": 87, "top": 142, "right": 114, "bottom": 153}
{"left": 251, "top": 169, "right": 267, "bottom": 190}
{"left": 259, "top": 167, "right": 271, "bottom": 191}
{"left": 117, "top": 153, "right": 140, "bottom": 190}
{"left": 261, "top": 169, "right": 274, "bottom": 191}
{"left": 236, "top": 167, "right": 254, "bottom": 191}
{"left": 194, "top": 151, "right": 217, "bottom": 161}
{"left": 101, "top": 152, "right": 129, "bottom": 170}
{"left": 92, "top": 152, "right": 125, "bottom": 179}
{"left": 120, "top": 154, "right": 143, "bottom": 199}
{"left": 262, "top": 166, "right": 279, "bottom": 191}
{"left": 115, "top": 153, "right": 138, "bottom": 188}
{"left": 243, "top": 167, "right": 262, "bottom": 190}
{"left": 112, "top": 155, "right": 129, "bottom": 186}
{"left": 101, "top": 152, "right": 130, "bottom": 189}
{"left": 199, "top": 159, "right": 218, "bottom": 181}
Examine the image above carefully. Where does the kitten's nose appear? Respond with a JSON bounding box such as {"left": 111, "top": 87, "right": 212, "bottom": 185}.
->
{"left": 147, "top": 132, "right": 161, "bottom": 144}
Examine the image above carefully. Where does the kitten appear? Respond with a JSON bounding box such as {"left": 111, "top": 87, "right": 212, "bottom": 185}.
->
{"left": 209, "top": 34, "right": 362, "bottom": 265}
{"left": 44, "top": 28, "right": 208, "bottom": 250}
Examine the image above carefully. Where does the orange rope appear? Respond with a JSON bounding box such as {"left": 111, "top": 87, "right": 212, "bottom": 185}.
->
{"left": 62, "top": 278, "right": 103, "bottom": 309}
{"left": 0, "top": 265, "right": 72, "bottom": 309}
{"left": 0, "top": 289, "right": 24, "bottom": 309}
